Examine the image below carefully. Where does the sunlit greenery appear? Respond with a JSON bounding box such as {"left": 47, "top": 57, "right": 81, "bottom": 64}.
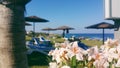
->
{"left": 81, "top": 39, "right": 102, "bottom": 47}
{"left": 26, "top": 32, "right": 102, "bottom": 68}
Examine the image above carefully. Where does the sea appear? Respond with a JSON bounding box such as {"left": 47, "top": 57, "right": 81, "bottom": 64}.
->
{"left": 65, "top": 33, "right": 114, "bottom": 40}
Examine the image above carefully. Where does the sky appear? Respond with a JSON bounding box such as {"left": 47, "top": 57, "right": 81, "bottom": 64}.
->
{"left": 25, "top": 0, "right": 114, "bottom": 34}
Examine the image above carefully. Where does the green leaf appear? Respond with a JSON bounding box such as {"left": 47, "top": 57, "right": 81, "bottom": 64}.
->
{"left": 71, "top": 56, "right": 77, "bottom": 68}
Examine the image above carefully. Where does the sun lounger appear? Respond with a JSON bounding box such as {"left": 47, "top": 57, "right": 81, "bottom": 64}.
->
{"left": 78, "top": 41, "right": 89, "bottom": 50}
{"left": 39, "top": 36, "right": 51, "bottom": 45}
{"left": 26, "top": 37, "right": 54, "bottom": 54}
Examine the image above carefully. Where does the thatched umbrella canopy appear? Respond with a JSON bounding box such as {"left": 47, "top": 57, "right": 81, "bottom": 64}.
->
{"left": 25, "top": 16, "right": 49, "bottom": 22}
{"left": 25, "top": 16, "right": 49, "bottom": 37}
{"left": 85, "top": 22, "right": 114, "bottom": 44}
{"left": 42, "top": 27, "right": 56, "bottom": 34}
{"left": 25, "top": 22, "right": 31, "bottom": 26}
{"left": 56, "top": 26, "right": 74, "bottom": 37}
{"left": 42, "top": 27, "right": 56, "bottom": 31}
{"left": 56, "top": 26, "right": 74, "bottom": 30}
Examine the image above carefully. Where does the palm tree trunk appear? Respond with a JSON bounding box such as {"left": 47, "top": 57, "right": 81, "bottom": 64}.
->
{"left": 0, "top": 0, "right": 30, "bottom": 68}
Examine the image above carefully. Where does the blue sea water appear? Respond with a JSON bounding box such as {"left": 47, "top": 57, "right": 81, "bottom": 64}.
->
{"left": 65, "top": 33, "right": 114, "bottom": 40}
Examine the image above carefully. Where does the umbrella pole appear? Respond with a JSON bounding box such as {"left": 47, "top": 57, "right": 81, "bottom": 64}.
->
{"left": 66, "top": 29, "right": 70, "bottom": 34}
{"left": 103, "top": 28, "right": 105, "bottom": 44}
{"left": 33, "top": 22, "right": 35, "bottom": 37}
{"left": 63, "top": 29, "right": 65, "bottom": 38}
{"left": 48, "top": 30, "right": 50, "bottom": 36}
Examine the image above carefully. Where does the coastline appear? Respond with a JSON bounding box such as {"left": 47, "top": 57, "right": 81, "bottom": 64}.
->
{"left": 65, "top": 33, "right": 114, "bottom": 40}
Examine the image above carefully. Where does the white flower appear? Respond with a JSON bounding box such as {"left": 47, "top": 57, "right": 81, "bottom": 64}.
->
{"left": 93, "top": 57, "right": 109, "bottom": 68}
{"left": 109, "top": 48, "right": 118, "bottom": 59}
{"left": 116, "top": 45, "right": 120, "bottom": 54}
{"left": 49, "top": 62, "right": 58, "bottom": 68}
{"left": 103, "top": 48, "right": 118, "bottom": 62}
{"left": 70, "top": 41, "right": 85, "bottom": 61}
{"left": 61, "top": 65, "right": 70, "bottom": 68}
{"left": 48, "top": 48, "right": 62, "bottom": 64}
{"left": 104, "top": 38, "right": 118, "bottom": 48}
{"left": 76, "top": 53, "right": 83, "bottom": 61}
{"left": 87, "top": 46, "right": 100, "bottom": 60}
{"left": 55, "top": 55, "right": 61, "bottom": 64}
{"left": 49, "top": 39, "right": 120, "bottom": 68}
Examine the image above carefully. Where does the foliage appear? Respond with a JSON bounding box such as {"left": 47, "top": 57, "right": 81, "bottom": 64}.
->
{"left": 26, "top": 36, "right": 32, "bottom": 41}
{"left": 81, "top": 39, "right": 102, "bottom": 47}
{"left": 27, "top": 51, "right": 51, "bottom": 68}
{"left": 49, "top": 38, "right": 65, "bottom": 45}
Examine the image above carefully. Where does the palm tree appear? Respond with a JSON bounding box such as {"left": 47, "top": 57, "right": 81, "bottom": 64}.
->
{"left": 0, "top": 0, "right": 31, "bottom": 68}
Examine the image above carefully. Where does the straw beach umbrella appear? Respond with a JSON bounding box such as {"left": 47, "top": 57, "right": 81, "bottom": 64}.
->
{"left": 85, "top": 22, "right": 114, "bottom": 44}
{"left": 25, "top": 16, "right": 49, "bottom": 37}
{"left": 25, "top": 22, "right": 31, "bottom": 26}
{"left": 42, "top": 27, "right": 56, "bottom": 35}
{"left": 56, "top": 26, "right": 74, "bottom": 37}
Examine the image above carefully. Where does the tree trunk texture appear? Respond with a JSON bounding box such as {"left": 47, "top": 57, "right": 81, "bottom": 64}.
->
{"left": 0, "top": 2, "right": 28, "bottom": 68}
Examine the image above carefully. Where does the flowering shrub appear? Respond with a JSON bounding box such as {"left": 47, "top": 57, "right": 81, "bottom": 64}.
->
{"left": 48, "top": 39, "right": 120, "bottom": 68}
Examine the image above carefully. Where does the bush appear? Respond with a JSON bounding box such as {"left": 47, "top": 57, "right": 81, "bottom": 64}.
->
{"left": 27, "top": 51, "right": 51, "bottom": 66}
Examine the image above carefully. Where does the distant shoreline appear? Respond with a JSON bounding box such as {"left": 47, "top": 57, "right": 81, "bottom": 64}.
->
{"left": 69, "top": 33, "right": 114, "bottom": 34}
{"left": 65, "top": 33, "right": 114, "bottom": 40}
